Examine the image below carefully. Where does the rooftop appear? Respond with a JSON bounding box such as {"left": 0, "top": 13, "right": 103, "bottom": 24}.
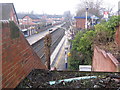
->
{"left": 74, "top": 13, "right": 99, "bottom": 19}
{"left": 17, "top": 13, "right": 42, "bottom": 19}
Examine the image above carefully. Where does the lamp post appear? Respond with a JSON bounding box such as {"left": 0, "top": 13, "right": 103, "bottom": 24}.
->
{"left": 85, "top": 8, "right": 88, "bottom": 29}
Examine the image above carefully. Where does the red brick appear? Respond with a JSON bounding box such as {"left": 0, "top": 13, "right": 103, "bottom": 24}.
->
{"left": 92, "top": 46, "right": 120, "bottom": 72}
{"left": 115, "top": 25, "right": 120, "bottom": 47}
{"left": 2, "top": 21, "right": 46, "bottom": 88}
{"left": 75, "top": 18, "right": 85, "bottom": 29}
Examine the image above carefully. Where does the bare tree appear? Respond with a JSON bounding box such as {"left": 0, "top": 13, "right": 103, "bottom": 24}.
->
{"left": 76, "top": 0, "right": 115, "bottom": 18}
{"left": 76, "top": 0, "right": 104, "bottom": 18}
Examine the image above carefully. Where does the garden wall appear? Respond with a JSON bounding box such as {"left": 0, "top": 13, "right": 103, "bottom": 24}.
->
{"left": 92, "top": 46, "right": 120, "bottom": 72}
{"left": 1, "top": 21, "right": 46, "bottom": 88}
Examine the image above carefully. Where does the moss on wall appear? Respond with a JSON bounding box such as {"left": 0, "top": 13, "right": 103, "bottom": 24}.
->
{"left": 9, "top": 21, "right": 20, "bottom": 39}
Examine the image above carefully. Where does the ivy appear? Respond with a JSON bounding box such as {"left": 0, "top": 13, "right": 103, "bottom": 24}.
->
{"left": 10, "top": 21, "right": 20, "bottom": 39}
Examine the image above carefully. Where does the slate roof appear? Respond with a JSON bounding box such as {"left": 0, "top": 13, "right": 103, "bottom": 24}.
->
{"left": 0, "top": 3, "right": 13, "bottom": 20}
{"left": 26, "top": 14, "right": 41, "bottom": 19}
{"left": 47, "top": 15, "right": 63, "bottom": 18}
{"left": 17, "top": 14, "right": 63, "bottom": 20}
{"left": 17, "top": 13, "right": 26, "bottom": 19}
{"left": 17, "top": 13, "right": 42, "bottom": 20}
{"left": 0, "top": 3, "right": 19, "bottom": 23}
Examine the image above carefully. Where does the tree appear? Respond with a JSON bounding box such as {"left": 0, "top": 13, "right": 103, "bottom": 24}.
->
{"left": 68, "top": 30, "right": 96, "bottom": 70}
{"left": 68, "top": 15, "right": 120, "bottom": 70}
{"left": 76, "top": 0, "right": 115, "bottom": 19}
{"left": 76, "top": 0, "right": 104, "bottom": 18}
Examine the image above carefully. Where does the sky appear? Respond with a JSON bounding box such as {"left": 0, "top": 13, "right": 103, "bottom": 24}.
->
{"left": 0, "top": 0, "right": 120, "bottom": 15}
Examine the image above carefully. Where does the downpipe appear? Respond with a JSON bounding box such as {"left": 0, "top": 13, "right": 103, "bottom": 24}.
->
{"left": 49, "top": 76, "right": 97, "bottom": 85}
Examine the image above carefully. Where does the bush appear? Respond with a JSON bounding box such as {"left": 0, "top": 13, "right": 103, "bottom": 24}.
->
{"left": 94, "top": 24, "right": 114, "bottom": 44}
{"left": 68, "top": 30, "right": 95, "bottom": 70}
{"left": 68, "top": 15, "right": 120, "bottom": 70}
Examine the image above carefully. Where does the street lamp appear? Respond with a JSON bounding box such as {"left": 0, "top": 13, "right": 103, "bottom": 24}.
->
{"left": 85, "top": 8, "right": 88, "bottom": 29}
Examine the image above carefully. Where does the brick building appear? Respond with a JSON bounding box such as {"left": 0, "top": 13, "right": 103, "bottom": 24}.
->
{"left": 18, "top": 14, "right": 41, "bottom": 25}
{"left": 74, "top": 13, "right": 99, "bottom": 29}
{"left": 17, "top": 14, "right": 42, "bottom": 36}
{"left": 0, "top": 3, "right": 19, "bottom": 25}
{"left": 46, "top": 15, "right": 64, "bottom": 24}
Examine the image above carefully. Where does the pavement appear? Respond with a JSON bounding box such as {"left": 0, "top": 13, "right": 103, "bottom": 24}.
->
{"left": 26, "top": 23, "right": 64, "bottom": 45}
{"left": 50, "top": 30, "right": 70, "bottom": 70}
{"left": 54, "top": 40, "right": 66, "bottom": 70}
{"left": 50, "top": 35, "right": 65, "bottom": 67}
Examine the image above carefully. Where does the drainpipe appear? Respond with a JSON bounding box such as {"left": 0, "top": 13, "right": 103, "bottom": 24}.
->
{"left": 49, "top": 76, "right": 97, "bottom": 85}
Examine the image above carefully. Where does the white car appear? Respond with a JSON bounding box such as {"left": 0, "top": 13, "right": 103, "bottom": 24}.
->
{"left": 24, "top": 34, "right": 29, "bottom": 37}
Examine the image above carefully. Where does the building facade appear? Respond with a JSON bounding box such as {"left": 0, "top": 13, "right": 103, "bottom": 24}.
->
{"left": 0, "top": 3, "right": 19, "bottom": 25}
{"left": 74, "top": 13, "right": 99, "bottom": 29}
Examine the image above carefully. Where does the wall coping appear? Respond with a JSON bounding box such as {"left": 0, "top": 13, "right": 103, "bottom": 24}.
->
{"left": 95, "top": 46, "right": 120, "bottom": 66}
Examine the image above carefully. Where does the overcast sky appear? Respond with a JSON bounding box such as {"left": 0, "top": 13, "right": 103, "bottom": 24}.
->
{"left": 0, "top": 0, "right": 120, "bottom": 15}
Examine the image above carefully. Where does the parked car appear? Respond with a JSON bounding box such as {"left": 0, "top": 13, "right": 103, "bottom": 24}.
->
{"left": 24, "top": 34, "right": 29, "bottom": 37}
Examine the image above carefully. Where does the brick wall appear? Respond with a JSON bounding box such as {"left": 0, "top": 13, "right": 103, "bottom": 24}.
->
{"left": 1, "top": 21, "right": 47, "bottom": 88}
{"left": 115, "top": 25, "right": 120, "bottom": 47}
{"left": 92, "top": 46, "right": 120, "bottom": 72}
{"left": 10, "top": 6, "right": 19, "bottom": 25}
{"left": 76, "top": 18, "right": 85, "bottom": 29}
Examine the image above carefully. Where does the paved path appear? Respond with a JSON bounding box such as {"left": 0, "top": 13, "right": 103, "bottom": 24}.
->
{"left": 54, "top": 38, "right": 66, "bottom": 70}
{"left": 50, "top": 30, "right": 70, "bottom": 70}
{"left": 26, "top": 24, "right": 64, "bottom": 45}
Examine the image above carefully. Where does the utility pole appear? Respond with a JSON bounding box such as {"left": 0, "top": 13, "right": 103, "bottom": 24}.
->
{"left": 44, "top": 33, "right": 52, "bottom": 69}
{"left": 85, "top": 8, "right": 88, "bottom": 29}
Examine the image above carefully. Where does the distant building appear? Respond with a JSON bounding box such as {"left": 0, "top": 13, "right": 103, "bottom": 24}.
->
{"left": 17, "top": 14, "right": 64, "bottom": 26}
{"left": 0, "top": 3, "right": 19, "bottom": 25}
{"left": 17, "top": 14, "right": 41, "bottom": 25}
{"left": 74, "top": 13, "right": 99, "bottom": 29}
{"left": 17, "top": 14, "right": 64, "bottom": 36}
{"left": 46, "top": 15, "right": 64, "bottom": 24}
